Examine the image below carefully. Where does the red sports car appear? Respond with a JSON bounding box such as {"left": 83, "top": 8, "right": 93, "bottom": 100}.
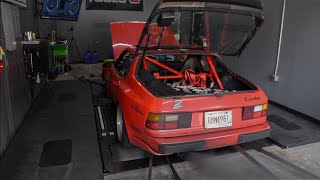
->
{"left": 103, "top": 0, "right": 270, "bottom": 155}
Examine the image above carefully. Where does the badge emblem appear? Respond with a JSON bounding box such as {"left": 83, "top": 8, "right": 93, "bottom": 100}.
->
{"left": 173, "top": 100, "right": 182, "bottom": 110}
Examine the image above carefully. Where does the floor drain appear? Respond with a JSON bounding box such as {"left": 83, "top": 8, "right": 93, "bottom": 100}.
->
{"left": 38, "top": 139, "right": 72, "bottom": 167}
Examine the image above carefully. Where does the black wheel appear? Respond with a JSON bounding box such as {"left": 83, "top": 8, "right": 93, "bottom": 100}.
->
{"left": 116, "top": 105, "right": 131, "bottom": 147}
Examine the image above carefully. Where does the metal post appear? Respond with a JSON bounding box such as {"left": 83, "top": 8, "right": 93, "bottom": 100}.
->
{"left": 148, "top": 155, "right": 154, "bottom": 180}
{"left": 274, "top": 0, "right": 287, "bottom": 80}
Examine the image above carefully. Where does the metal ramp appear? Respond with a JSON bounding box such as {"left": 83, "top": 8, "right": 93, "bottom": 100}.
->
{"left": 92, "top": 96, "right": 183, "bottom": 179}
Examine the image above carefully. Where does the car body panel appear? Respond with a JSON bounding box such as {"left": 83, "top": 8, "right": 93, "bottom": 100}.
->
{"left": 110, "top": 22, "right": 179, "bottom": 60}
{"left": 110, "top": 22, "right": 144, "bottom": 60}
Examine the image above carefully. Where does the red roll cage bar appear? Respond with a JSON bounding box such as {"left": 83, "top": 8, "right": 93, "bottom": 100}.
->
{"left": 142, "top": 55, "right": 224, "bottom": 90}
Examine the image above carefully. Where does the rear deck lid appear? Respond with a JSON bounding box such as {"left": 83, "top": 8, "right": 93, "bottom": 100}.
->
{"left": 137, "top": 0, "right": 264, "bottom": 56}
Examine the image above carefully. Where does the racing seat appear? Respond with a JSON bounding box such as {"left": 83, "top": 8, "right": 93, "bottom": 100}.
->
{"left": 180, "top": 56, "right": 203, "bottom": 73}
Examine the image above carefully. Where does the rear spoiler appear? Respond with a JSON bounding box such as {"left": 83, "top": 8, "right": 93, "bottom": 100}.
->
{"left": 110, "top": 22, "right": 146, "bottom": 60}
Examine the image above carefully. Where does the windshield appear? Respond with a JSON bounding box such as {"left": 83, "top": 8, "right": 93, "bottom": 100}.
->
{"left": 140, "top": 10, "right": 258, "bottom": 55}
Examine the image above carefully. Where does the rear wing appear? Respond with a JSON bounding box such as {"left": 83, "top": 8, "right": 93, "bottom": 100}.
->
{"left": 110, "top": 22, "right": 145, "bottom": 60}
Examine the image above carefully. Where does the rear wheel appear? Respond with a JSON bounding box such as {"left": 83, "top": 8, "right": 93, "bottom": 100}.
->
{"left": 116, "top": 105, "right": 131, "bottom": 147}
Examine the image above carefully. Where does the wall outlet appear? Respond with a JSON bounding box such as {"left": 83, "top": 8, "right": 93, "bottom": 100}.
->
{"left": 272, "top": 75, "right": 279, "bottom": 82}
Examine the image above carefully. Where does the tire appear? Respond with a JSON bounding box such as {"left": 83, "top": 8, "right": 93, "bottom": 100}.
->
{"left": 116, "top": 105, "right": 131, "bottom": 147}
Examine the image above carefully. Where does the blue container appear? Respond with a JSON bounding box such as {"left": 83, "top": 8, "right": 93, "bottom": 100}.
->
{"left": 85, "top": 51, "right": 91, "bottom": 64}
{"left": 91, "top": 51, "right": 98, "bottom": 64}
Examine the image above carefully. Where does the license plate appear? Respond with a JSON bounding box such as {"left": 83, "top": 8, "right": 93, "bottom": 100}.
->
{"left": 205, "top": 111, "right": 232, "bottom": 129}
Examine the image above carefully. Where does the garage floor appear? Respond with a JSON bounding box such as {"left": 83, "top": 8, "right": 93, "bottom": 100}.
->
{"left": 0, "top": 71, "right": 319, "bottom": 180}
{"left": 105, "top": 142, "right": 320, "bottom": 180}
{"left": 0, "top": 80, "right": 104, "bottom": 180}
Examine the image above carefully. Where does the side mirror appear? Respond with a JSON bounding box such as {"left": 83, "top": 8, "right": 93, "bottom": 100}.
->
{"left": 157, "top": 12, "right": 175, "bottom": 27}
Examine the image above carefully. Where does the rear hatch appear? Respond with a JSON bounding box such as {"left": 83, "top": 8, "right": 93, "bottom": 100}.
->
{"left": 136, "top": 0, "right": 264, "bottom": 56}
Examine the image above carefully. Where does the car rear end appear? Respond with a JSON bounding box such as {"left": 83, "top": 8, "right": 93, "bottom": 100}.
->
{"left": 141, "top": 88, "right": 270, "bottom": 155}
{"left": 126, "top": 0, "right": 270, "bottom": 155}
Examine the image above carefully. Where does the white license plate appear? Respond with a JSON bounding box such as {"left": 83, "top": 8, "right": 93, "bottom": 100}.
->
{"left": 205, "top": 111, "right": 232, "bottom": 129}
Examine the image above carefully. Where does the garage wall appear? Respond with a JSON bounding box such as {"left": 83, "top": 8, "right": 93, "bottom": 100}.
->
{"left": 56, "top": 0, "right": 159, "bottom": 61}
{"left": 0, "top": 3, "right": 32, "bottom": 158}
{"left": 0, "top": 0, "right": 50, "bottom": 157}
{"left": 224, "top": 0, "right": 320, "bottom": 120}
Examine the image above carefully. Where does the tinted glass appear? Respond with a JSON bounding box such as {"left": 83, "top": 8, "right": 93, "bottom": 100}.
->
{"left": 141, "top": 11, "right": 257, "bottom": 55}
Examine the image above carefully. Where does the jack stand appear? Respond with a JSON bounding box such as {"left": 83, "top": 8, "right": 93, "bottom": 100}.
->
{"left": 68, "top": 26, "right": 82, "bottom": 63}
{"left": 148, "top": 155, "right": 181, "bottom": 180}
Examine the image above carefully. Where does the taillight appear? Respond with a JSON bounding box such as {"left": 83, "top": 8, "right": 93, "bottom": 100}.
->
{"left": 145, "top": 113, "right": 192, "bottom": 130}
{"left": 242, "top": 103, "right": 268, "bottom": 120}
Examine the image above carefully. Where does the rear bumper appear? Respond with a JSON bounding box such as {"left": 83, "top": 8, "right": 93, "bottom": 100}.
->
{"left": 135, "top": 123, "right": 270, "bottom": 155}
{"left": 158, "top": 128, "right": 270, "bottom": 154}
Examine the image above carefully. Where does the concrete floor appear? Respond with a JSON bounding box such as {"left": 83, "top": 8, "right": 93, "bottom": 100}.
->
{"left": 55, "top": 63, "right": 103, "bottom": 81}
{"left": 104, "top": 142, "right": 320, "bottom": 180}
{"left": 0, "top": 81, "right": 104, "bottom": 180}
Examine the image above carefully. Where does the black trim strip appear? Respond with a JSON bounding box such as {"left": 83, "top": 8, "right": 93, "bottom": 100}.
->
{"left": 158, "top": 141, "right": 205, "bottom": 154}
{"left": 238, "top": 129, "right": 271, "bottom": 144}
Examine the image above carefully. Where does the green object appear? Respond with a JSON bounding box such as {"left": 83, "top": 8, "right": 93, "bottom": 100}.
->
{"left": 105, "top": 59, "right": 114, "bottom": 63}
{"left": 52, "top": 44, "right": 68, "bottom": 58}
{"left": 52, "top": 43, "right": 69, "bottom": 65}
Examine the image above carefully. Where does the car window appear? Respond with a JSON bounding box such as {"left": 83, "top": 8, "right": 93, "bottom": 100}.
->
{"left": 214, "top": 60, "right": 223, "bottom": 73}
{"left": 114, "top": 52, "right": 133, "bottom": 77}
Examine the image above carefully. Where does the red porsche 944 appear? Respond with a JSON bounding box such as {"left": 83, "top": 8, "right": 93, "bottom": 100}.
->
{"left": 103, "top": 0, "right": 270, "bottom": 155}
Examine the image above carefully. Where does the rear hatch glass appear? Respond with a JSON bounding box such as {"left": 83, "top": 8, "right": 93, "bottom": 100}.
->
{"left": 138, "top": 1, "right": 263, "bottom": 56}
